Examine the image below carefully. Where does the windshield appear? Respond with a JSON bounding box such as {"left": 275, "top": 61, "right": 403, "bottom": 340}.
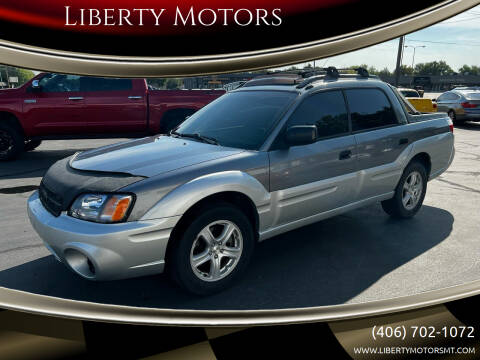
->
{"left": 174, "top": 90, "right": 297, "bottom": 150}
{"left": 400, "top": 90, "right": 420, "bottom": 98}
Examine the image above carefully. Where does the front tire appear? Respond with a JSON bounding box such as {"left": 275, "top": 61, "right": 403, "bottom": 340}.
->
{"left": 381, "top": 161, "right": 427, "bottom": 219}
{"left": 0, "top": 122, "right": 24, "bottom": 160}
{"left": 24, "top": 139, "right": 42, "bottom": 152}
{"left": 168, "top": 203, "right": 255, "bottom": 295}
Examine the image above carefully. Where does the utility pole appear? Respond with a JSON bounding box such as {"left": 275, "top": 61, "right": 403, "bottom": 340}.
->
{"left": 404, "top": 45, "right": 426, "bottom": 69}
{"left": 395, "top": 36, "right": 405, "bottom": 87}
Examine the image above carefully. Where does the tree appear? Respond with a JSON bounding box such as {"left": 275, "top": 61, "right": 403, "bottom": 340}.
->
{"left": 377, "top": 67, "right": 392, "bottom": 77}
{"left": 393, "top": 65, "right": 414, "bottom": 76}
{"left": 147, "top": 78, "right": 166, "bottom": 89}
{"left": 165, "top": 78, "right": 181, "bottom": 89}
{"left": 458, "top": 65, "right": 480, "bottom": 75}
{"left": 414, "top": 61, "right": 454, "bottom": 76}
{"left": 0, "top": 66, "right": 35, "bottom": 87}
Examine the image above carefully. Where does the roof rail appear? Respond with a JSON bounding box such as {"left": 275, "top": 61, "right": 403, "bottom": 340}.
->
{"left": 296, "top": 67, "right": 375, "bottom": 89}
{"left": 241, "top": 67, "right": 377, "bottom": 89}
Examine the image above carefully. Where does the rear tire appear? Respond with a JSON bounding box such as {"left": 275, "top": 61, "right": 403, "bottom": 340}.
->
{"left": 0, "top": 122, "right": 24, "bottom": 160}
{"left": 381, "top": 161, "right": 427, "bottom": 219}
{"left": 24, "top": 139, "right": 42, "bottom": 152}
{"left": 167, "top": 203, "right": 255, "bottom": 295}
{"left": 449, "top": 110, "right": 464, "bottom": 125}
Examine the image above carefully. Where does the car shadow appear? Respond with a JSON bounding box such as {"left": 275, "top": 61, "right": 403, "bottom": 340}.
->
{"left": 0, "top": 149, "right": 93, "bottom": 180}
{"left": 0, "top": 204, "right": 453, "bottom": 310}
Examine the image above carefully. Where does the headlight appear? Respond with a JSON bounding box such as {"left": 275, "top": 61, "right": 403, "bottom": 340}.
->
{"left": 69, "top": 193, "right": 134, "bottom": 223}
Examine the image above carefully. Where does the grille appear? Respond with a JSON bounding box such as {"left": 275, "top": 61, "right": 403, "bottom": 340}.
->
{"left": 39, "top": 181, "right": 63, "bottom": 217}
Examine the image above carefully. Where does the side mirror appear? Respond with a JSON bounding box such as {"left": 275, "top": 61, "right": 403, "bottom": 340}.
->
{"left": 31, "top": 80, "right": 41, "bottom": 91}
{"left": 432, "top": 98, "right": 436, "bottom": 102}
{"left": 285, "top": 125, "right": 318, "bottom": 146}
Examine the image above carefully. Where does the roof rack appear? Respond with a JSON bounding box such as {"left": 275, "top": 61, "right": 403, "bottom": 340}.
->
{"left": 242, "top": 73, "right": 303, "bottom": 87}
{"left": 241, "top": 66, "right": 377, "bottom": 89}
{"left": 296, "top": 67, "right": 375, "bottom": 89}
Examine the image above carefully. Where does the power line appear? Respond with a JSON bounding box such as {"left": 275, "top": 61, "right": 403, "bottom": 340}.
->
{"left": 406, "top": 39, "right": 480, "bottom": 47}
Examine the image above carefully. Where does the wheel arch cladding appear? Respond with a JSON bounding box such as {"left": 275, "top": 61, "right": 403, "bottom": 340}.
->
{"left": 140, "top": 171, "right": 269, "bottom": 230}
{"left": 169, "top": 191, "right": 260, "bottom": 252}
{"left": 409, "top": 152, "right": 431, "bottom": 177}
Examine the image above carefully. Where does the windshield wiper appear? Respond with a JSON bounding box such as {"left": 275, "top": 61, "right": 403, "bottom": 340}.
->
{"left": 170, "top": 131, "right": 219, "bottom": 145}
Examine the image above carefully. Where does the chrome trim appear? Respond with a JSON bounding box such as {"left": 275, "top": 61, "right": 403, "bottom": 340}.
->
{"left": 68, "top": 96, "right": 84, "bottom": 100}
{"left": 128, "top": 96, "right": 143, "bottom": 99}
{"left": 23, "top": 99, "right": 36, "bottom": 103}
{"left": 1, "top": 279, "right": 480, "bottom": 326}
{"left": 0, "top": 1, "right": 476, "bottom": 76}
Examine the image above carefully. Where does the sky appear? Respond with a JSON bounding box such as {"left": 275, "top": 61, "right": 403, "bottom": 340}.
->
{"left": 275, "top": 5, "right": 480, "bottom": 73}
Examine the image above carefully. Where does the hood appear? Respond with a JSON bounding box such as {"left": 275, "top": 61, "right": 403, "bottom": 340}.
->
{"left": 70, "top": 136, "right": 244, "bottom": 177}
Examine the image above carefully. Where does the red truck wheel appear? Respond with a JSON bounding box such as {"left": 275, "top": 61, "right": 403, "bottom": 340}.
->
{"left": 24, "top": 139, "right": 42, "bottom": 152}
{"left": 0, "top": 122, "right": 24, "bottom": 160}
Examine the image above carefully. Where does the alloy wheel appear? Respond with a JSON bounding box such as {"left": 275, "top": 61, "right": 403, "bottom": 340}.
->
{"left": 402, "top": 171, "right": 423, "bottom": 210}
{"left": 190, "top": 220, "right": 243, "bottom": 282}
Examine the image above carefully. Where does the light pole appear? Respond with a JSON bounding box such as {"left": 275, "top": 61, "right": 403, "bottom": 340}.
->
{"left": 404, "top": 45, "right": 426, "bottom": 69}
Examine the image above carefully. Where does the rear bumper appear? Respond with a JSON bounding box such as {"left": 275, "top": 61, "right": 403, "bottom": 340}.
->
{"left": 457, "top": 113, "right": 480, "bottom": 121}
{"left": 27, "top": 191, "right": 180, "bottom": 281}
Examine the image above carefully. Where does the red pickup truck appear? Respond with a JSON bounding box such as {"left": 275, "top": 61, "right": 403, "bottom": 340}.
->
{"left": 0, "top": 73, "right": 225, "bottom": 160}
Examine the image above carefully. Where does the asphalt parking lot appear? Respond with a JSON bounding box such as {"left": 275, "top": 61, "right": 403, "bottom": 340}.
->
{"left": 0, "top": 125, "right": 479, "bottom": 310}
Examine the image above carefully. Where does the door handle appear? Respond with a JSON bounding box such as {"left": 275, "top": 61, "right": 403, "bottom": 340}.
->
{"left": 68, "top": 96, "right": 84, "bottom": 100}
{"left": 128, "top": 96, "right": 143, "bottom": 99}
{"left": 339, "top": 150, "right": 352, "bottom": 160}
{"left": 399, "top": 138, "right": 409, "bottom": 145}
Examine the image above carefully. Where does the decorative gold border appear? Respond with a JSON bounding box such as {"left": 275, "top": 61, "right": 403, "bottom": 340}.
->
{"left": 0, "top": 0, "right": 477, "bottom": 76}
{"left": 1, "top": 279, "right": 480, "bottom": 326}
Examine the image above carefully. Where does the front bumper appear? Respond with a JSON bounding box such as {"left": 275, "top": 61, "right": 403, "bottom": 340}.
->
{"left": 27, "top": 191, "right": 181, "bottom": 281}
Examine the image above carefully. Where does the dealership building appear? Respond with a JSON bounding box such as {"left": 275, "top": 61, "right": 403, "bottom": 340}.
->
{"left": 183, "top": 72, "right": 480, "bottom": 92}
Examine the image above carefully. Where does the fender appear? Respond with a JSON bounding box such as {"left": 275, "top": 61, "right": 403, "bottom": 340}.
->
{"left": 140, "top": 170, "right": 271, "bottom": 222}
{"left": 409, "top": 131, "right": 454, "bottom": 180}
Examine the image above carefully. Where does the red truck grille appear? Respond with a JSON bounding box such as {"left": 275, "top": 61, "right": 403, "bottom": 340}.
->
{"left": 39, "top": 181, "right": 63, "bottom": 217}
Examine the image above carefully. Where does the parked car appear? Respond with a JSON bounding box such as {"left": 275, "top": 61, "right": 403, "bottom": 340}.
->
{"left": 435, "top": 87, "right": 480, "bottom": 124}
{"left": 0, "top": 73, "right": 225, "bottom": 160}
{"left": 28, "top": 69, "right": 455, "bottom": 295}
{"left": 398, "top": 88, "right": 437, "bottom": 113}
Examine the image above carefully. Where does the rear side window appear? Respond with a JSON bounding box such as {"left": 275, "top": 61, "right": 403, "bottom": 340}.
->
{"left": 439, "top": 92, "right": 460, "bottom": 101}
{"left": 287, "top": 90, "right": 349, "bottom": 138}
{"left": 345, "top": 89, "right": 397, "bottom": 131}
{"left": 436, "top": 93, "right": 447, "bottom": 102}
{"left": 465, "top": 92, "right": 480, "bottom": 100}
{"left": 80, "top": 77, "right": 133, "bottom": 92}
